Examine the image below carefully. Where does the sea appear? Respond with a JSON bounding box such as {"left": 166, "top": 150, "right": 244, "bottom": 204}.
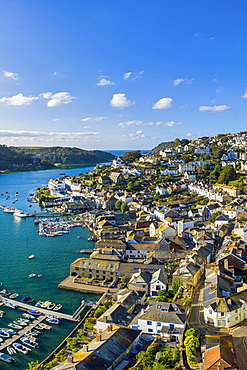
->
{"left": 0, "top": 149, "right": 149, "bottom": 369}
{"left": 0, "top": 165, "right": 99, "bottom": 369}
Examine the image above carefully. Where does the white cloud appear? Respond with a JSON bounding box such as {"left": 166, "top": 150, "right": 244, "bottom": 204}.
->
{"left": 82, "top": 126, "right": 89, "bottom": 129}
{"left": 173, "top": 78, "right": 194, "bottom": 86}
{"left": 152, "top": 97, "right": 173, "bottom": 110}
{"left": 241, "top": 89, "right": 247, "bottom": 98}
{"left": 123, "top": 72, "right": 132, "bottom": 80}
{"left": 129, "top": 130, "right": 146, "bottom": 139}
{"left": 3, "top": 70, "right": 19, "bottom": 80}
{"left": 119, "top": 120, "right": 142, "bottom": 127}
{"left": 0, "top": 130, "right": 99, "bottom": 140}
{"left": 97, "top": 76, "right": 115, "bottom": 86}
{"left": 186, "top": 133, "right": 192, "bottom": 137}
{"left": 110, "top": 93, "right": 135, "bottom": 108}
{"left": 53, "top": 118, "right": 59, "bottom": 121}
{"left": 164, "top": 121, "right": 184, "bottom": 127}
{"left": 0, "top": 93, "right": 39, "bottom": 106}
{"left": 40, "top": 92, "right": 75, "bottom": 107}
{"left": 199, "top": 105, "right": 231, "bottom": 113}
{"left": 81, "top": 116, "right": 107, "bottom": 122}
{"left": 123, "top": 71, "right": 144, "bottom": 81}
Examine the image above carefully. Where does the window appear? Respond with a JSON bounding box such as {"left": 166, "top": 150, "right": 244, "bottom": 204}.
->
{"left": 157, "top": 322, "right": 161, "bottom": 327}
{"left": 156, "top": 285, "right": 161, "bottom": 290}
{"left": 221, "top": 312, "right": 224, "bottom": 317}
{"left": 169, "top": 324, "right": 174, "bottom": 330}
{"left": 161, "top": 308, "right": 168, "bottom": 312}
{"left": 157, "top": 330, "right": 160, "bottom": 334}
{"left": 148, "top": 329, "right": 153, "bottom": 333}
{"left": 209, "top": 310, "right": 212, "bottom": 314}
{"left": 147, "top": 321, "right": 152, "bottom": 325}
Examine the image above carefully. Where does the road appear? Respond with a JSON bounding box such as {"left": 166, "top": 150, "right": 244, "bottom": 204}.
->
{"left": 189, "top": 280, "right": 247, "bottom": 370}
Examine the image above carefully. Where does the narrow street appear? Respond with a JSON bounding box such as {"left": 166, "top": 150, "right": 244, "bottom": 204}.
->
{"left": 189, "top": 280, "right": 247, "bottom": 370}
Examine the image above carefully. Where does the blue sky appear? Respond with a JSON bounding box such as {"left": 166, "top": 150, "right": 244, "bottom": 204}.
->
{"left": 1, "top": 1, "right": 247, "bottom": 150}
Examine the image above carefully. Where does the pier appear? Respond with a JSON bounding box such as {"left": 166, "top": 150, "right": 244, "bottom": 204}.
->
{"left": 1, "top": 297, "right": 79, "bottom": 322}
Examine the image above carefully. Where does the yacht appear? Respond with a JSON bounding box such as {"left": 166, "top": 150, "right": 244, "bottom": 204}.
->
{"left": 0, "top": 352, "right": 15, "bottom": 363}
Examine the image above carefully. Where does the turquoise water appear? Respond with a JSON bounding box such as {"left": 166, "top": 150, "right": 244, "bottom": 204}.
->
{"left": 0, "top": 167, "right": 100, "bottom": 369}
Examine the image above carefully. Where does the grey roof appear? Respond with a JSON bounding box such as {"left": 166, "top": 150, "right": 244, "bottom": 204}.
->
{"left": 77, "top": 328, "right": 141, "bottom": 370}
{"left": 150, "top": 269, "right": 167, "bottom": 285}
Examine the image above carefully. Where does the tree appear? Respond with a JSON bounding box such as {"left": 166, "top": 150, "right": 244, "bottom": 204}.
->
{"left": 209, "top": 211, "right": 221, "bottom": 223}
{"left": 26, "top": 362, "right": 43, "bottom": 370}
{"left": 218, "top": 165, "right": 237, "bottom": 184}
{"left": 172, "top": 279, "right": 182, "bottom": 294}
{"left": 122, "top": 150, "right": 141, "bottom": 162}
{"left": 184, "top": 335, "right": 200, "bottom": 351}
{"left": 185, "top": 328, "right": 201, "bottom": 339}
{"left": 121, "top": 202, "right": 129, "bottom": 212}
{"left": 115, "top": 200, "right": 122, "bottom": 210}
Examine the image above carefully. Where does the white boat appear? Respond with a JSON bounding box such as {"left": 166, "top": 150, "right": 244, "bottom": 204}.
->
{"left": 0, "top": 330, "right": 10, "bottom": 338}
{"left": 8, "top": 323, "right": 22, "bottom": 330}
{"left": 7, "top": 346, "right": 17, "bottom": 356}
{"left": 9, "top": 293, "right": 19, "bottom": 299}
{"left": 53, "top": 303, "right": 62, "bottom": 311}
{"left": 23, "top": 313, "right": 35, "bottom": 320}
{"left": 14, "top": 210, "right": 28, "bottom": 218}
{"left": 46, "top": 317, "right": 59, "bottom": 324}
{"left": 4, "top": 302, "right": 18, "bottom": 309}
{"left": 28, "top": 255, "right": 35, "bottom": 259}
{"left": 3, "top": 207, "right": 15, "bottom": 214}
{"left": 20, "top": 337, "right": 39, "bottom": 348}
{"left": 29, "top": 273, "right": 36, "bottom": 278}
{"left": 0, "top": 352, "right": 15, "bottom": 363}
{"left": 13, "top": 343, "right": 31, "bottom": 354}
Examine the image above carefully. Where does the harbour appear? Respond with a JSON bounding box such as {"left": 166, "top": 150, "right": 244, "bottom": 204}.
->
{"left": 0, "top": 166, "right": 100, "bottom": 369}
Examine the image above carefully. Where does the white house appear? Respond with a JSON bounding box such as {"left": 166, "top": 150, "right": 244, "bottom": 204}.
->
{"left": 149, "top": 269, "right": 168, "bottom": 296}
{"left": 130, "top": 302, "right": 186, "bottom": 342}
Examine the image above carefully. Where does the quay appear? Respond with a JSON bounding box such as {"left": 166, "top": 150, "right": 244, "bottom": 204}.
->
{"left": 1, "top": 297, "right": 79, "bottom": 322}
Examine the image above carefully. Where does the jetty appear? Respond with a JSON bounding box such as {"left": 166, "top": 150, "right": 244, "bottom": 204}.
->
{"left": 1, "top": 297, "right": 79, "bottom": 322}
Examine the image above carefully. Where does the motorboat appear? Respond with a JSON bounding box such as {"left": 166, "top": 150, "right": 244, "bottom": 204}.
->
{"left": 3, "top": 207, "right": 15, "bottom": 214}
{"left": 27, "top": 309, "right": 41, "bottom": 316}
{"left": 21, "top": 296, "right": 34, "bottom": 303}
{"left": 47, "top": 303, "right": 55, "bottom": 310}
{"left": 7, "top": 346, "right": 17, "bottom": 356}
{"left": 3, "top": 328, "right": 16, "bottom": 335}
{"left": 25, "top": 329, "right": 41, "bottom": 337}
{"left": 29, "top": 273, "right": 36, "bottom": 278}
{"left": 37, "top": 322, "right": 51, "bottom": 330}
{"left": 8, "top": 323, "right": 22, "bottom": 330}
{"left": 9, "top": 293, "right": 19, "bottom": 299}
{"left": 0, "top": 310, "right": 5, "bottom": 318}
{"left": 14, "top": 210, "right": 28, "bottom": 218}
{"left": 0, "top": 352, "right": 15, "bottom": 363}
{"left": 0, "top": 289, "right": 10, "bottom": 296}
{"left": 4, "top": 302, "right": 18, "bottom": 309}
{"left": 41, "top": 301, "right": 52, "bottom": 308}
{"left": 53, "top": 303, "right": 62, "bottom": 311}
{"left": 20, "top": 337, "right": 39, "bottom": 348}
{"left": 23, "top": 313, "right": 35, "bottom": 320}
{"left": 46, "top": 317, "right": 59, "bottom": 324}
{"left": 13, "top": 319, "right": 28, "bottom": 326}
{"left": 13, "top": 343, "right": 31, "bottom": 354}
{"left": 28, "top": 254, "right": 35, "bottom": 259}
{"left": 35, "top": 301, "right": 43, "bottom": 307}
{"left": 0, "top": 330, "right": 10, "bottom": 338}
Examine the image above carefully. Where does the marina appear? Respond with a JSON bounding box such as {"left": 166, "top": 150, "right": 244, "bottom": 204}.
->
{"left": 0, "top": 165, "right": 99, "bottom": 369}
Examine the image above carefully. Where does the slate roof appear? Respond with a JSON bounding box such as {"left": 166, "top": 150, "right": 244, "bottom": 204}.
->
{"left": 77, "top": 327, "right": 141, "bottom": 370}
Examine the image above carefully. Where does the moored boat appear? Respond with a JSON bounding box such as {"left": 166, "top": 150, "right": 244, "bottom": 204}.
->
{"left": 21, "top": 296, "right": 34, "bottom": 303}
{"left": 13, "top": 343, "right": 31, "bottom": 354}
{"left": 4, "top": 302, "right": 18, "bottom": 309}
{"left": 28, "top": 254, "right": 35, "bottom": 259}
{"left": 23, "top": 313, "right": 35, "bottom": 320}
{"left": 0, "top": 352, "right": 15, "bottom": 363}
{"left": 20, "top": 337, "right": 39, "bottom": 348}
{"left": 53, "top": 303, "right": 62, "bottom": 311}
{"left": 46, "top": 317, "right": 59, "bottom": 324}
{"left": 35, "top": 301, "right": 43, "bottom": 307}
{"left": 29, "top": 273, "right": 36, "bottom": 278}
{"left": 27, "top": 309, "right": 41, "bottom": 316}
{"left": 7, "top": 346, "right": 17, "bottom": 356}
{"left": 9, "top": 293, "right": 19, "bottom": 299}
{"left": 8, "top": 323, "right": 22, "bottom": 330}
{"left": 0, "top": 330, "right": 10, "bottom": 338}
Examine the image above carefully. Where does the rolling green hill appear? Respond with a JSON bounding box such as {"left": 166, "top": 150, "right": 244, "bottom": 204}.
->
{"left": 0, "top": 145, "right": 115, "bottom": 171}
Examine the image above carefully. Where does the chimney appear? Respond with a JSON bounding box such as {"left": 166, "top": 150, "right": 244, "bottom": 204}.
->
{"left": 194, "top": 256, "right": 197, "bottom": 265}
{"left": 82, "top": 344, "right": 88, "bottom": 352}
{"left": 185, "top": 256, "right": 189, "bottom": 263}
{"left": 67, "top": 355, "right": 73, "bottom": 363}
{"left": 96, "top": 334, "right": 102, "bottom": 342}
{"left": 103, "top": 315, "right": 107, "bottom": 323}
{"left": 224, "top": 259, "right": 229, "bottom": 270}
{"left": 107, "top": 324, "right": 112, "bottom": 332}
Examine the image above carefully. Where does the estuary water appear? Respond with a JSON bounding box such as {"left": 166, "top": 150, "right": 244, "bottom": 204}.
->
{"left": 0, "top": 166, "right": 100, "bottom": 369}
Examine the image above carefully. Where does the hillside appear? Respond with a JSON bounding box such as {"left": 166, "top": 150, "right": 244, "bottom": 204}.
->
{"left": 0, "top": 145, "right": 115, "bottom": 171}
{"left": 149, "top": 141, "right": 174, "bottom": 155}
